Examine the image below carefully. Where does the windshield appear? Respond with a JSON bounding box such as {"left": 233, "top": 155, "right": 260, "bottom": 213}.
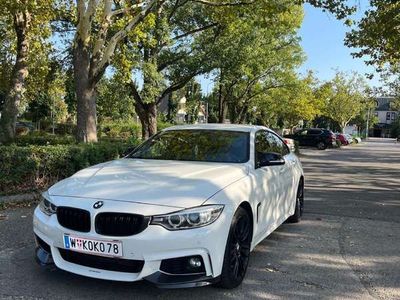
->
{"left": 128, "top": 129, "right": 250, "bottom": 163}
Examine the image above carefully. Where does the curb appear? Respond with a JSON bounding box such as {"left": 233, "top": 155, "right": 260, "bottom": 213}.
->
{"left": 0, "top": 192, "right": 40, "bottom": 204}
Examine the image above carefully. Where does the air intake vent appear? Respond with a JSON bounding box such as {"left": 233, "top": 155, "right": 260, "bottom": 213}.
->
{"left": 58, "top": 248, "right": 144, "bottom": 273}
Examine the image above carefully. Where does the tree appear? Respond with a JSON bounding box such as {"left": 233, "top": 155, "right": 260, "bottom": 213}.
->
{"left": 272, "top": 72, "right": 323, "bottom": 130}
{"left": 72, "top": 0, "right": 252, "bottom": 141}
{"left": 0, "top": 1, "right": 53, "bottom": 143}
{"left": 96, "top": 75, "right": 136, "bottom": 122}
{"left": 24, "top": 61, "right": 69, "bottom": 130}
{"left": 318, "top": 72, "right": 368, "bottom": 133}
{"left": 345, "top": 1, "right": 400, "bottom": 72}
{"left": 72, "top": 0, "right": 159, "bottom": 142}
{"left": 201, "top": 1, "right": 305, "bottom": 125}
{"left": 113, "top": 0, "right": 354, "bottom": 139}
{"left": 390, "top": 98, "right": 400, "bottom": 112}
{"left": 115, "top": 1, "right": 248, "bottom": 138}
{"left": 345, "top": 1, "right": 400, "bottom": 102}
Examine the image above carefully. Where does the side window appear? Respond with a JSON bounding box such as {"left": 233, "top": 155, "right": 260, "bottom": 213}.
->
{"left": 267, "top": 132, "right": 289, "bottom": 156}
{"left": 299, "top": 130, "right": 308, "bottom": 136}
{"left": 308, "top": 129, "right": 321, "bottom": 135}
{"left": 255, "top": 131, "right": 269, "bottom": 155}
{"left": 255, "top": 131, "right": 289, "bottom": 167}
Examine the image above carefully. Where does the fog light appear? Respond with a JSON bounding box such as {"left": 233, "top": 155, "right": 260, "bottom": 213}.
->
{"left": 189, "top": 257, "right": 202, "bottom": 268}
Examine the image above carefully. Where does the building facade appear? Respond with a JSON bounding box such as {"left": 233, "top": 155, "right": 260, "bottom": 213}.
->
{"left": 372, "top": 97, "right": 398, "bottom": 138}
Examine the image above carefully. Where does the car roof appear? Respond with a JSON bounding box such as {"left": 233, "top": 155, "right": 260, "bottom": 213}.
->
{"left": 163, "top": 123, "right": 268, "bottom": 133}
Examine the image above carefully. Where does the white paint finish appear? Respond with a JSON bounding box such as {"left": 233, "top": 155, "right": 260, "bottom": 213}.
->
{"left": 34, "top": 124, "right": 304, "bottom": 283}
{"left": 48, "top": 159, "right": 249, "bottom": 208}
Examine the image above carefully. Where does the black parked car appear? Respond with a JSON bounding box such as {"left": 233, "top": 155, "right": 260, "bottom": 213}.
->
{"left": 284, "top": 128, "right": 336, "bottom": 150}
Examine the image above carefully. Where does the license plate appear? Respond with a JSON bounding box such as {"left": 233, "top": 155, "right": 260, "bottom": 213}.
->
{"left": 63, "top": 234, "right": 123, "bottom": 257}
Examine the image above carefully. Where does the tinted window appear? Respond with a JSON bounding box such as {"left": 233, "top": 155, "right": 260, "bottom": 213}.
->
{"left": 128, "top": 130, "right": 249, "bottom": 163}
{"left": 255, "top": 131, "right": 289, "bottom": 165}
{"left": 308, "top": 129, "right": 322, "bottom": 135}
{"left": 297, "top": 130, "right": 307, "bottom": 136}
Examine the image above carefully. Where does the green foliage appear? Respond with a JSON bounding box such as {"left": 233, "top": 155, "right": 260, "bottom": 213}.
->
{"left": 259, "top": 72, "right": 323, "bottom": 128}
{"left": 345, "top": 1, "right": 400, "bottom": 72}
{"left": 96, "top": 76, "right": 136, "bottom": 122}
{"left": 12, "top": 133, "right": 76, "bottom": 146}
{"left": 345, "top": 1, "right": 400, "bottom": 101}
{"left": 390, "top": 98, "right": 400, "bottom": 112}
{"left": 99, "top": 119, "right": 141, "bottom": 140}
{"left": 157, "top": 120, "right": 174, "bottom": 131}
{"left": 0, "top": 141, "right": 136, "bottom": 195}
{"left": 206, "top": 1, "right": 305, "bottom": 124}
{"left": 23, "top": 63, "right": 69, "bottom": 127}
{"left": 0, "top": 0, "right": 56, "bottom": 108}
{"left": 317, "top": 72, "right": 369, "bottom": 132}
{"left": 352, "top": 99, "right": 379, "bottom": 134}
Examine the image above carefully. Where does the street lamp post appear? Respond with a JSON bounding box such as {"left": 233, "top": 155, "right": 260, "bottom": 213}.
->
{"left": 365, "top": 107, "right": 370, "bottom": 140}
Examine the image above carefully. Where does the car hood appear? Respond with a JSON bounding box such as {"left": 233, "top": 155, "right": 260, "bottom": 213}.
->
{"left": 48, "top": 159, "right": 249, "bottom": 208}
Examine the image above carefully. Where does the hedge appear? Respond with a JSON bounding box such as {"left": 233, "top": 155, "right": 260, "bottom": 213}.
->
{"left": 13, "top": 134, "right": 77, "bottom": 146}
{"left": 0, "top": 142, "right": 135, "bottom": 195}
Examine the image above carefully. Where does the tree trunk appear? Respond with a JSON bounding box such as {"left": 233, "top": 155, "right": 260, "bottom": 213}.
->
{"left": 73, "top": 40, "right": 98, "bottom": 143}
{"left": 135, "top": 101, "right": 157, "bottom": 140}
{"left": 237, "top": 104, "right": 249, "bottom": 124}
{"left": 340, "top": 121, "right": 348, "bottom": 134}
{"left": 0, "top": 11, "right": 30, "bottom": 144}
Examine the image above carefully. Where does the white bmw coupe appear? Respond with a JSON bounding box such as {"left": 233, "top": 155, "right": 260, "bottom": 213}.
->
{"left": 33, "top": 124, "right": 304, "bottom": 289}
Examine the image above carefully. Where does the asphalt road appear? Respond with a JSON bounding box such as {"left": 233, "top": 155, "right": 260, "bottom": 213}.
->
{"left": 1, "top": 138, "right": 399, "bottom": 299}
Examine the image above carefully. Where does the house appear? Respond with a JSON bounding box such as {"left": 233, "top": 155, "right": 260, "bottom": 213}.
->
{"left": 372, "top": 97, "right": 399, "bottom": 137}
{"left": 176, "top": 96, "right": 208, "bottom": 124}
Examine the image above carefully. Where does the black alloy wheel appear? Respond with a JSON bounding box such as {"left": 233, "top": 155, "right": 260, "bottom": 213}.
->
{"left": 317, "top": 141, "right": 327, "bottom": 150}
{"left": 217, "top": 207, "right": 252, "bottom": 289}
{"left": 287, "top": 181, "right": 304, "bottom": 223}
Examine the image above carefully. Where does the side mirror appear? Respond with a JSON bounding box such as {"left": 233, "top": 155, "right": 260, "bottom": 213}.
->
{"left": 256, "top": 152, "right": 285, "bottom": 168}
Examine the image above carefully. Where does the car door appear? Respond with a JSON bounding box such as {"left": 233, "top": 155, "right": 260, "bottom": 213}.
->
{"left": 295, "top": 129, "right": 308, "bottom": 146}
{"left": 266, "top": 132, "right": 294, "bottom": 219}
{"left": 307, "top": 129, "right": 322, "bottom": 146}
{"left": 253, "top": 130, "right": 288, "bottom": 237}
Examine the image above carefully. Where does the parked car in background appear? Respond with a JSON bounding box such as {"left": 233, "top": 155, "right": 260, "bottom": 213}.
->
{"left": 335, "top": 133, "right": 349, "bottom": 146}
{"left": 33, "top": 124, "right": 304, "bottom": 289}
{"left": 282, "top": 137, "right": 296, "bottom": 152}
{"left": 284, "top": 128, "right": 336, "bottom": 150}
{"left": 344, "top": 134, "right": 353, "bottom": 144}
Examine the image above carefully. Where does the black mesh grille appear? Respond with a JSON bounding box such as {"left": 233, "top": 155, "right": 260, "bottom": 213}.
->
{"left": 95, "top": 213, "right": 149, "bottom": 236}
{"left": 57, "top": 207, "right": 91, "bottom": 232}
{"left": 58, "top": 248, "right": 144, "bottom": 273}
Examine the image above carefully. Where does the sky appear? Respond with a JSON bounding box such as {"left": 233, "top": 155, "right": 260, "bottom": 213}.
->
{"left": 298, "top": 2, "right": 380, "bottom": 86}
{"left": 199, "top": 1, "right": 381, "bottom": 94}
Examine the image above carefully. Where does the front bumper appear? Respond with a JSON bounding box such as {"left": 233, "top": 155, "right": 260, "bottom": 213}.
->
{"left": 33, "top": 200, "right": 232, "bottom": 287}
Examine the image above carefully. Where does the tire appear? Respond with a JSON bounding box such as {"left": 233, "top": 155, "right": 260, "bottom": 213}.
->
{"left": 317, "top": 141, "right": 327, "bottom": 150}
{"left": 216, "top": 207, "right": 252, "bottom": 289}
{"left": 287, "top": 181, "right": 304, "bottom": 223}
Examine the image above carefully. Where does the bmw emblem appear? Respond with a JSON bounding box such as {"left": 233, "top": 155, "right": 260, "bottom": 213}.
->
{"left": 93, "top": 201, "right": 104, "bottom": 209}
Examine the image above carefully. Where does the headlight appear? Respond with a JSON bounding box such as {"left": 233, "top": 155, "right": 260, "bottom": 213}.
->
{"left": 150, "top": 205, "right": 224, "bottom": 230}
{"left": 39, "top": 193, "right": 57, "bottom": 216}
